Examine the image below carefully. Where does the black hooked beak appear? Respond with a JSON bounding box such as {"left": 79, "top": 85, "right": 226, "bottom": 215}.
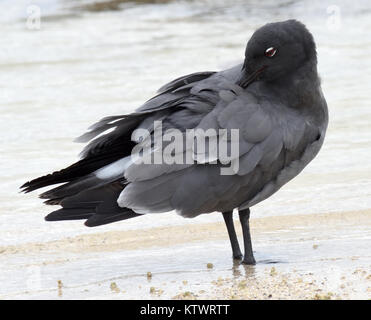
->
{"left": 236, "top": 63, "right": 267, "bottom": 88}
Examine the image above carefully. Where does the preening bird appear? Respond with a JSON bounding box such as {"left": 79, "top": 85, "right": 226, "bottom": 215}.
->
{"left": 21, "top": 20, "right": 328, "bottom": 264}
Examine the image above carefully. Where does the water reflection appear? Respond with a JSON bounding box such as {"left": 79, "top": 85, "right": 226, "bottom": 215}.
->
{"left": 231, "top": 259, "right": 256, "bottom": 280}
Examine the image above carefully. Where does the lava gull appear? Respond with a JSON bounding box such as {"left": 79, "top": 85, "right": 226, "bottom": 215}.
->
{"left": 21, "top": 20, "right": 328, "bottom": 264}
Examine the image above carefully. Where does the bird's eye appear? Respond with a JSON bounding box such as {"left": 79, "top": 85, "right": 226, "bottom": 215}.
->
{"left": 264, "top": 47, "right": 277, "bottom": 58}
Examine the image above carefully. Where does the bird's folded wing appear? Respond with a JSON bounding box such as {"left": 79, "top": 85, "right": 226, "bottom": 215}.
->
{"left": 20, "top": 71, "right": 216, "bottom": 195}
{"left": 119, "top": 87, "right": 322, "bottom": 217}
{"left": 124, "top": 84, "right": 318, "bottom": 182}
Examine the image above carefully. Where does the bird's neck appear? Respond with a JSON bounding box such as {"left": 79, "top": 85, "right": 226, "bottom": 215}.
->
{"left": 264, "top": 60, "right": 327, "bottom": 127}
{"left": 265, "top": 60, "right": 320, "bottom": 110}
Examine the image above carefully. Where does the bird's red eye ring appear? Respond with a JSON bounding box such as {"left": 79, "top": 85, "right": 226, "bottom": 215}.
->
{"left": 265, "top": 47, "right": 277, "bottom": 58}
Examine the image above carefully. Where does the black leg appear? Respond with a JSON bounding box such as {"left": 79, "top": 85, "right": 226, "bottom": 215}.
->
{"left": 222, "top": 211, "right": 243, "bottom": 260}
{"left": 239, "top": 208, "right": 256, "bottom": 265}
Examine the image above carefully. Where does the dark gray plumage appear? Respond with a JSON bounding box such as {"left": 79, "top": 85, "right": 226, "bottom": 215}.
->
{"left": 21, "top": 20, "right": 328, "bottom": 264}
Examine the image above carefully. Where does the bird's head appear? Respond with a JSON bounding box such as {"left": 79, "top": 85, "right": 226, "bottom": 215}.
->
{"left": 237, "top": 20, "right": 317, "bottom": 88}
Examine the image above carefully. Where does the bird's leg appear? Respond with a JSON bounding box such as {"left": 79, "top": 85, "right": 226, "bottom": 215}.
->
{"left": 222, "top": 211, "right": 243, "bottom": 260}
{"left": 238, "top": 208, "right": 256, "bottom": 265}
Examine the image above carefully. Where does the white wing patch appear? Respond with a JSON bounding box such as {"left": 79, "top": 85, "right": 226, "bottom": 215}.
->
{"left": 94, "top": 157, "right": 132, "bottom": 180}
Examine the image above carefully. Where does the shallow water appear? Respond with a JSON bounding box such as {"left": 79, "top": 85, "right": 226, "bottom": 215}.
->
{"left": 0, "top": 0, "right": 371, "bottom": 298}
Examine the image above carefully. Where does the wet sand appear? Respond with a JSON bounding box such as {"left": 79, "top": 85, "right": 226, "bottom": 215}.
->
{"left": 1, "top": 209, "right": 370, "bottom": 299}
{"left": 1, "top": 209, "right": 370, "bottom": 255}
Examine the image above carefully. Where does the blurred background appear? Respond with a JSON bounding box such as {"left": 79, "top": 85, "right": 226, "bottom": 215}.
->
{"left": 0, "top": 0, "right": 370, "bottom": 299}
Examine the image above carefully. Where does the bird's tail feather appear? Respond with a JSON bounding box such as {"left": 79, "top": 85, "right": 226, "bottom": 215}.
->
{"left": 20, "top": 150, "right": 129, "bottom": 194}
{"left": 44, "top": 181, "right": 142, "bottom": 227}
{"left": 20, "top": 154, "right": 141, "bottom": 227}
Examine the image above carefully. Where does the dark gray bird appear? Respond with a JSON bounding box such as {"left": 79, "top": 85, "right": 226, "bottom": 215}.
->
{"left": 21, "top": 20, "right": 328, "bottom": 264}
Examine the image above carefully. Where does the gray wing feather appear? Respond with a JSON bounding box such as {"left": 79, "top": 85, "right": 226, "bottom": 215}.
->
{"left": 75, "top": 71, "right": 216, "bottom": 159}
{"left": 119, "top": 72, "right": 322, "bottom": 217}
{"left": 157, "top": 71, "right": 216, "bottom": 94}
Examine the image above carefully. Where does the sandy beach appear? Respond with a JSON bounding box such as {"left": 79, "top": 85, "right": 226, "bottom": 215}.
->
{"left": 1, "top": 209, "right": 370, "bottom": 299}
